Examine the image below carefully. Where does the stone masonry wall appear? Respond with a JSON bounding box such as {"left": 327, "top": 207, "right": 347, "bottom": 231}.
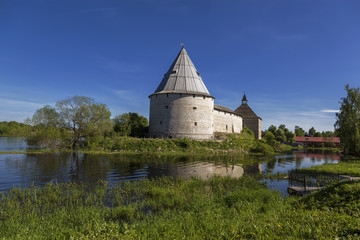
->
{"left": 148, "top": 93, "right": 214, "bottom": 139}
{"left": 243, "top": 118, "right": 262, "bottom": 139}
{"left": 213, "top": 109, "right": 243, "bottom": 134}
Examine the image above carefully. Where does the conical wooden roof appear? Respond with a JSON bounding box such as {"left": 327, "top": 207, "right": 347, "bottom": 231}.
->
{"left": 234, "top": 97, "right": 261, "bottom": 119}
{"left": 152, "top": 47, "right": 212, "bottom": 96}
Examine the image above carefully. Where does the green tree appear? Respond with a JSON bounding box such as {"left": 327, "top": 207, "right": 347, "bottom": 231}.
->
{"left": 285, "top": 131, "right": 295, "bottom": 143}
{"left": 314, "top": 132, "right": 322, "bottom": 137}
{"left": 113, "top": 112, "right": 148, "bottom": 137}
{"left": 268, "top": 125, "right": 277, "bottom": 135}
{"left": 308, "top": 127, "right": 316, "bottom": 137}
{"left": 0, "top": 121, "right": 30, "bottom": 137}
{"left": 295, "top": 126, "right": 305, "bottom": 137}
{"left": 27, "top": 96, "right": 112, "bottom": 149}
{"left": 264, "top": 131, "right": 276, "bottom": 145}
{"left": 275, "top": 128, "right": 286, "bottom": 142}
{"left": 322, "top": 131, "right": 335, "bottom": 137}
{"left": 335, "top": 84, "right": 360, "bottom": 153}
{"left": 30, "top": 105, "right": 59, "bottom": 127}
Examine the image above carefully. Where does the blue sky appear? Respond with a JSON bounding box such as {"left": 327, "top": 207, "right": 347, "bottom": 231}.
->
{"left": 1, "top": 0, "right": 359, "bottom": 133}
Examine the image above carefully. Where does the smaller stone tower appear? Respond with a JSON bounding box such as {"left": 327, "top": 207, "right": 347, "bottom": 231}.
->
{"left": 234, "top": 94, "right": 262, "bottom": 139}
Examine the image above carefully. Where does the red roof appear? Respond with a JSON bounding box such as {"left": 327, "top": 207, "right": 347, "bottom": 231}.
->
{"left": 294, "top": 136, "right": 340, "bottom": 143}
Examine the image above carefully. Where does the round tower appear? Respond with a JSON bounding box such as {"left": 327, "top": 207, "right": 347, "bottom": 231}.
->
{"left": 148, "top": 47, "right": 214, "bottom": 140}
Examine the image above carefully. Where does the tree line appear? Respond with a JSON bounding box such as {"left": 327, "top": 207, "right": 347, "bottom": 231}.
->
{"left": 262, "top": 124, "right": 336, "bottom": 146}
{"left": 0, "top": 96, "right": 148, "bottom": 149}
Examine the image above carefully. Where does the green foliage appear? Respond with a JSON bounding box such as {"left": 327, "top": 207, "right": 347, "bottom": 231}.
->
{"left": 241, "top": 125, "right": 255, "bottom": 139}
{"left": 263, "top": 124, "right": 295, "bottom": 143}
{"left": 113, "top": 112, "right": 148, "bottom": 137}
{"left": 335, "top": 84, "right": 360, "bottom": 154}
{"left": 0, "top": 121, "right": 31, "bottom": 137}
{"left": 295, "top": 125, "right": 305, "bottom": 137}
{"left": 251, "top": 140, "right": 275, "bottom": 154}
{"left": 308, "top": 127, "right": 316, "bottom": 137}
{"left": 81, "top": 132, "right": 278, "bottom": 154}
{"left": 295, "top": 159, "right": 360, "bottom": 177}
{"left": 322, "top": 131, "right": 336, "bottom": 137}
{"left": 264, "top": 131, "right": 276, "bottom": 145}
{"left": 27, "top": 96, "right": 112, "bottom": 149}
{"left": 31, "top": 105, "right": 59, "bottom": 127}
{"left": 314, "top": 132, "right": 322, "bottom": 137}
{"left": 1, "top": 177, "right": 360, "bottom": 239}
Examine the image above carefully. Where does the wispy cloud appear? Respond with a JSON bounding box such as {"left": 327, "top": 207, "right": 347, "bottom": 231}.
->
{"left": 298, "top": 111, "right": 333, "bottom": 118}
{"left": 0, "top": 98, "right": 48, "bottom": 122}
{"left": 321, "top": 109, "right": 339, "bottom": 113}
{"left": 113, "top": 90, "right": 138, "bottom": 102}
{"left": 0, "top": 98, "right": 44, "bottom": 108}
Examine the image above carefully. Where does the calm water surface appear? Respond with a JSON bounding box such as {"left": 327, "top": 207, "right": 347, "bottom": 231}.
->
{"left": 0, "top": 137, "right": 341, "bottom": 195}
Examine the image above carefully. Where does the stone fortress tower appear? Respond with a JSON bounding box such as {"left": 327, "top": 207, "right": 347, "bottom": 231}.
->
{"left": 148, "top": 46, "right": 261, "bottom": 140}
{"left": 235, "top": 94, "right": 262, "bottom": 139}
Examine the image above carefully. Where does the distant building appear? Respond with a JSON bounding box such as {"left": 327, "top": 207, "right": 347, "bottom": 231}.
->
{"left": 234, "top": 94, "right": 262, "bottom": 139}
{"left": 148, "top": 46, "right": 261, "bottom": 140}
{"left": 294, "top": 136, "right": 340, "bottom": 147}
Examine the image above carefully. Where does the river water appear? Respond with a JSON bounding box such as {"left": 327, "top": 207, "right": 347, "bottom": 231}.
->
{"left": 0, "top": 137, "right": 341, "bottom": 195}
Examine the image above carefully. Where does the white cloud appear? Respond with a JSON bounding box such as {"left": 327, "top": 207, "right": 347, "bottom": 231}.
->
{"left": 0, "top": 98, "right": 48, "bottom": 122}
{"left": 321, "top": 109, "right": 340, "bottom": 113}
{"left": 113, "top": 90, "right": 138, "bottom": 102}
{"left": 0, "top": 98, "right": 44, "bottom": 108}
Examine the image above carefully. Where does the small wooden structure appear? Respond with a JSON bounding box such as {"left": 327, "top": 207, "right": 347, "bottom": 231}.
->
{"left": 287, "top": 170, "right": 340, "bottom": 196}
{"left": 294, "top": 136, "right": 340, "bottom": 147}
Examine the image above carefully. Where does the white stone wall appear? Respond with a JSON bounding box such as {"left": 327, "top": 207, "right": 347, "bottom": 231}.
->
{"left": 213, "top": 109, "right": 243, "bottom": 134}
{"left": 148, "top": 93, "right": 214, "bottom": 139}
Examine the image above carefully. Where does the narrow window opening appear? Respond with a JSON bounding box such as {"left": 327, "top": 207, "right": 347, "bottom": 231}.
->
{"left": 226, "top": 125, "right": 228, "bottom": 130}
{"left": 194, "top": 122, "right": 197, "bottom": 126}
{"left": 193, "top": 107, "right": 197, "bottom": 110}
{"left": 193, "top": 94, "right": 195, "bottom": 98}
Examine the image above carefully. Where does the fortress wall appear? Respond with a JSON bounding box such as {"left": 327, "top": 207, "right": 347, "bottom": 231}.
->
{"left": 148, "top": 93, "right": 214, "bottom": 139}
{"left": 243, "top": 118, "right": 262, "bottom": 139}
{"left": 213, "top": 110, "right": 243, "bottom": 134}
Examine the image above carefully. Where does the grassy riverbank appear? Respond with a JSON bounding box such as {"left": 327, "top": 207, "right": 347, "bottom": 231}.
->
{"left": 57, "top": 134, "right": 295, "bottom": 155}
{"left": 294, "top": 158, "right": 360, "bottom": 177}
{"left": 0, "top": 133, "right": 295, "bottom": 155}
{"left": 1, "top": 177, "right": 359, "bottom": 239}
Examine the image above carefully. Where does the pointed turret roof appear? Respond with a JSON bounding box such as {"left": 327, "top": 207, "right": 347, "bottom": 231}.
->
{"left": 152, "top": 47, "right": 212, "bottom": 97}
{"left": 234, "top": 95, "right": 262, "bottom": 120}
{"left": 242, "top": 93, "right": 248, "bottom": 103}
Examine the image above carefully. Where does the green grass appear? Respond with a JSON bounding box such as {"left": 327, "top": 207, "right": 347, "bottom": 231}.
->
{"left": 2, "top": 133, "right": 287, "bottom": 155}
{"left": 295, "top": 159, "right": 360, "bottom": 177}
{"left": 1, "top": 177, "right": 360, "bottom": 239}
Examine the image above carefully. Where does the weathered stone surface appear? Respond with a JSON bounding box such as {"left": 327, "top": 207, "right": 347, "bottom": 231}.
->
{"left": 149, "top": 93, "right": 214, "bottom": 139}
